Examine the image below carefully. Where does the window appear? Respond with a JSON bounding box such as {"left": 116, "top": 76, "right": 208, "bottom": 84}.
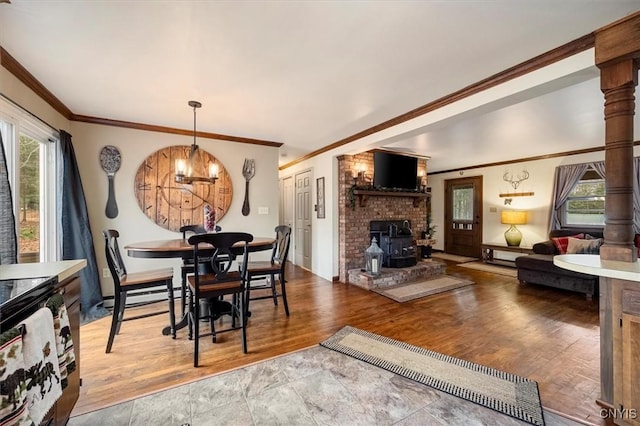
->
{"left": 1, "top": 99, "right": 60, "bottom": 263}
{"left": 562, "top": 168, "right": 605, "bottom": 226}
{"left": 452, "top": 184, "right": 474, "bottom": 230}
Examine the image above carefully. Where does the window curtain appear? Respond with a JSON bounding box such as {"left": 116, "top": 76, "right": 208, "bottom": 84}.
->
{"left": 590, "top": 160, "right": 606, "bottom": 180}
{"left": 59, "top": 130, "right": 108, "bottom": 323}
{"left": 0, "top": 131, "right": 18, "bottom": 265}
{"left": 548, "top": 162, "right": 590, "bottom": 231}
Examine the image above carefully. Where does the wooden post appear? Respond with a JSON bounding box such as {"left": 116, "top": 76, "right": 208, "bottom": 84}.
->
{"left": 595, "top": 12, "right": 640, "bottom": 424}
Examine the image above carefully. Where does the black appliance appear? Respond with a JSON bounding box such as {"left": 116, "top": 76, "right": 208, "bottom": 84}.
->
{"left": 373, "top": 151, "right": 418, "bottom": 191}
{"left": 370, "top": 220, "right": 417, "bottom": 268}
{"left": 0, "top": 275, "right": 58, "bottom": 333}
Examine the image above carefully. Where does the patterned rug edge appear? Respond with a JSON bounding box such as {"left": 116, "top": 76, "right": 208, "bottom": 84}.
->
{"left": 372, "top": 276, "right": 474, "bottom": 303}
{"left": 320, "top": 326, "right": 544, "bottom": 426}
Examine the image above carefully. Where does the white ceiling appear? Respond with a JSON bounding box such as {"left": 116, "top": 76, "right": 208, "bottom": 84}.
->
{"left": 1, "top": 1, "right": 639, "bottom": 170}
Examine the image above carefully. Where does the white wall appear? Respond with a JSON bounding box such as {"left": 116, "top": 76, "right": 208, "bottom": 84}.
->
{"left": 426, "top": 149, "right": 640, "bottom": 255}
{"left": 0, "top": 67, "right": 70, "bottom": 131}
{"left": 2, "top": 66, "right": 279, "bottom": 298}
{"left": 278, "top": 153, "right": 337, "bottom": 282}
{"left": 70, "top": 122, "right": 280, "bottom": 297}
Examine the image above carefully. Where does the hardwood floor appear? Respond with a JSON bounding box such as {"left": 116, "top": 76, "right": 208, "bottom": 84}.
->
{"left": 73, "top": 260, "right": 608, "bottom": 425}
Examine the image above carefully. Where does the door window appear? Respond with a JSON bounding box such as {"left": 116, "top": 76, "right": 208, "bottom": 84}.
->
{"left": 452, "top": 185, "right": 474, "bottom": 230}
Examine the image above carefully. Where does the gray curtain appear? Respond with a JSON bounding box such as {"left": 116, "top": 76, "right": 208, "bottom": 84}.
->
{"left": 548, "top": 162, "right": 589, "bottom": 231}
{"left": 59, "top": 130, "right": 109, "bottom": 323}
{"left": 0, "top": 130, "right": 18, "bottom": 265}
{"left": 590, "top": 160, "right": 606, "bottom": 179}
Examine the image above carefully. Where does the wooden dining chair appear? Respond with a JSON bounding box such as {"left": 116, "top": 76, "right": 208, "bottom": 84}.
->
{"left": 187, "top": 232, "right": 253, "bottom": 367}
{"left": 102, "top": 229, "right": 175, "bottom": 353}
{"left": 243, "top": 225, "right": 292, "bottom": 316}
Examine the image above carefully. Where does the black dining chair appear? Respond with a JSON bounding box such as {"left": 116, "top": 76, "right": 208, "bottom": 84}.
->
{"left": 179, "top": 224, "right": 225, "bottom": 318}
{"left": 179, "top": 225, "right": 206, "bottom": 316}
{"left": 102, "top": 229, "right": 175, "bottom": 352}
{"left": 243, "top": 225, "right": 292, "bottom": 316}
{"left": 187, "top": 232, "right": 253, "bottom": 367}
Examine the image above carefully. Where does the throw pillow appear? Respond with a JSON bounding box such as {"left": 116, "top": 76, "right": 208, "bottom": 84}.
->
{"left": 552, "top": 233, "right": 584, "bottom": 254}
{"left": 566, "top": 237, "right": 603, "bottom": 254}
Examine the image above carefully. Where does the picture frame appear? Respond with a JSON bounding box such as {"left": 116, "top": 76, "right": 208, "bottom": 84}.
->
{"left": 316, "top": 177, "right": 325, "bottom": 219}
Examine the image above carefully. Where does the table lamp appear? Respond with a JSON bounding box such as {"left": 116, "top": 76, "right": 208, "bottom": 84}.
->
{"left": 501, "top": 210, "right": 527, "bottom": 246}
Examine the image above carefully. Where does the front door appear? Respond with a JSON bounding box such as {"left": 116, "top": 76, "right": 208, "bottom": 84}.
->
{"left": 445, "top": 176, "right": 482, "bottom": 258}
{"left": 294, "top": 170, "right": 312, "bottom": 269}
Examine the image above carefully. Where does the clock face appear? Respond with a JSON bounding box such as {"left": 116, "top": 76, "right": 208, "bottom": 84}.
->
{"left": 134, "top": 146, "right": 233, "bottom": 232}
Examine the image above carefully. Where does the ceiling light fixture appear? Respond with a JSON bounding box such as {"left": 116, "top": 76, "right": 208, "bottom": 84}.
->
{"left": 175, "top": 100, "right": 218, "bottom": 184}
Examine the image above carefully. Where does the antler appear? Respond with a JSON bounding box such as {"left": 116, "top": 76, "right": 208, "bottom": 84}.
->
{"left": 503, "top": 169, "right": 529, "bottom": 190}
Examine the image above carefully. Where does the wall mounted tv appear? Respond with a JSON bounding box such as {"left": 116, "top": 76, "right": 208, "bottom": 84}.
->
{"left": 373, "top": 151, "right": 418, "bottom": 191}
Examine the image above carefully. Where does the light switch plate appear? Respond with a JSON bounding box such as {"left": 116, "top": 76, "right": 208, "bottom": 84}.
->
{"left": 258, "top": 207, "right": 269, "bottom": 215}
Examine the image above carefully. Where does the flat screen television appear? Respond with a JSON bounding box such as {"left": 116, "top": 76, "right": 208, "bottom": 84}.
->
{"left": 373, "top": 151, "right": 418, "bottom": 191}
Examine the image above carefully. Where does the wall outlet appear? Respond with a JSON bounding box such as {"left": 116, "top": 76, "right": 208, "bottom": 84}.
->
{"left": 102, "top": 268, "right": 111, "bottom": 278}
{"left": 258, "top": 207, "right": 269, "bottom": 215}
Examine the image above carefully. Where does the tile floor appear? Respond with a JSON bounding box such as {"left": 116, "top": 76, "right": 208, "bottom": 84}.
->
{"left": 69, "top": 345, "right": 585, "bottom": 426}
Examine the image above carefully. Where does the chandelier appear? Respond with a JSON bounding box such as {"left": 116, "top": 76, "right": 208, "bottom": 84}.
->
{"left": 175, "top": 100, "right": 219, "bottom": 184}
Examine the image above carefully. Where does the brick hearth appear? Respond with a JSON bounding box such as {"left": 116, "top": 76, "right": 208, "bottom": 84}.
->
{"left": 337, "top": 152, "right": 430, "bottom": 282}
{"left": 348, "top": 259, "right": 445, "bottom": 291}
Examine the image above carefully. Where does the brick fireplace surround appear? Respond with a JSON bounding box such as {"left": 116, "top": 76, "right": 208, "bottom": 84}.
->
{"left": 337, "top": 152, "right": 431, "bottom": 283}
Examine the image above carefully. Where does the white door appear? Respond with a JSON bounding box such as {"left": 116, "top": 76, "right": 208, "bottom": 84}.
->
{"left": 280, "top": 176, "right": 294, "bottom": 229}
{"left": 294, "top": 170, "right": 312, "bottom": 269}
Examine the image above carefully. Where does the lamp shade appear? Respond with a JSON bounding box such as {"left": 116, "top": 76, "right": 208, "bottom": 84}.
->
{"left": 501, "top": 210, "right": 527, "bottom": 225}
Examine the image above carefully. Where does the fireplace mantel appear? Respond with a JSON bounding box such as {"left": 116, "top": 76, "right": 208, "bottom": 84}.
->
{"left": 352, "top": 189, "right": 430, "bottom": 207}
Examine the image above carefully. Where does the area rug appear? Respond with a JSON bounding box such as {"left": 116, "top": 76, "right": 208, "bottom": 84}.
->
{"left": 373, "top": 275, "right": 474, "bottom": 302}
{"left": 459, "top": 261, "right": 518, "bottom": 277}
{"left": 321, "top": 326, "right": 544, "bottom": 426}
{"left": 431, "top": 252, "right": 478, "bottom": 263}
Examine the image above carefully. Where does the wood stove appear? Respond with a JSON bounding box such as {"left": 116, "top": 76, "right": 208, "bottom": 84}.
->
{"left": 370, "top": 220, "right": 417, "bottom": 268}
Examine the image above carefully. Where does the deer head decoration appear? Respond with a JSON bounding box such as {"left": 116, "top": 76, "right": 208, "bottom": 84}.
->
{"left": 503, "top": 169, "right": 530, "bottom": 190}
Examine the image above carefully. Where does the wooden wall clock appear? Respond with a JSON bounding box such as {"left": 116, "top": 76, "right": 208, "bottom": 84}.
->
{"left": 134, "top": 145, "right": 233, "bottom": 232}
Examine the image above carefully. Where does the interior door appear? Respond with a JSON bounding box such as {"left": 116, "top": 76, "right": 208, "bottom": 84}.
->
{"left": 280, "top": 176, "right": 294, "bottom": 229}
{"left": 445, "top": 176, "right": 483, "bottom": 258}
{"left": 294, "top": 170, "right": 312, "bottom": 269}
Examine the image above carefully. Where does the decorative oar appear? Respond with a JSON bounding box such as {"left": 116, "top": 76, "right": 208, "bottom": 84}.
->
{"left": 99, "top": 145, "right": 121, "bottom": 218}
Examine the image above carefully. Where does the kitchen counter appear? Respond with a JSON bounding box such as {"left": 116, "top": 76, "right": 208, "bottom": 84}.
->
{"left": 554, "top": 254, "right": 640, "bottom": 282}
{"left": 0, "top": 259, "right": 86, "bottom": 425}
{"left": 0, "top": 259, "right": 87, "bottom": 282}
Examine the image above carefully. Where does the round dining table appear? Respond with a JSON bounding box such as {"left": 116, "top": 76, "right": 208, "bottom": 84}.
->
{"left": 124, "top": 236, "right": 276, "bottom": 335}
{"left": 125, "top": 237, "right": 276, "bottom": 259}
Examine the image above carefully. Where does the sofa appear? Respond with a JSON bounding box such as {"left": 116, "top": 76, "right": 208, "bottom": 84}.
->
{"left": 515, "top": 228, "right": 604, "bottom": 300}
